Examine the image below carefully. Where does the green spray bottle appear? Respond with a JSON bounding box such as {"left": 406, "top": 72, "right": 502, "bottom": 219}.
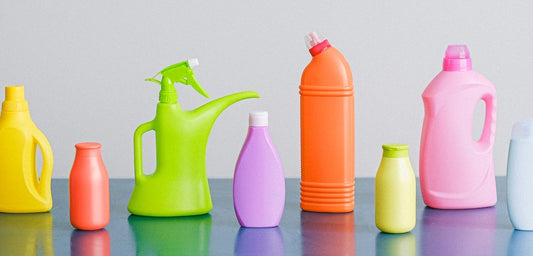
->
{"left": 128, "top": 59, "right": 259, "bottom": 217}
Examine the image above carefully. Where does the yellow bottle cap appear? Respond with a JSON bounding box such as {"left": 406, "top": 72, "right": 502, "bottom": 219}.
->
{"left": 2, "top": 86, "right": 28, "bottom": 112}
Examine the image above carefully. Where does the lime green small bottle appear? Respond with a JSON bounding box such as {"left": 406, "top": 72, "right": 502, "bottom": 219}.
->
{"left": 375, "top": 144, "right": 416, "bottom": 233}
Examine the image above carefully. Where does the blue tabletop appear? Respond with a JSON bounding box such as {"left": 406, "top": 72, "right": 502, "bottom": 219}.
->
{"left": 0, "top": 177, "right": 528, "bottom": 255}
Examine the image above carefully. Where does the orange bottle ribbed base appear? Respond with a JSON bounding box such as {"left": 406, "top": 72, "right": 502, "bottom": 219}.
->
{"left": 300, "top": 181, "right": 355, "bottom": 213}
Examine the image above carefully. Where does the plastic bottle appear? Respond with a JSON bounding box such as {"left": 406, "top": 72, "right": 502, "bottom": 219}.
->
{"left": 128, "top": 59, "right": 259, "bottom": 217}
{"left": 420, "top": 45, "right": 497, "bottom": 209}
{"left": 299, "top": 32, "right": 355, "bottom": 213}
{"left": 375, "top": 144, "right": 416, "bottom": 234}
{"left": 233, "top": 112, "right": 285, "bottom": 227}
{"left": 0, "top": 85, "right": 53, "bottom": 213}
{"left": 69, "top": 142, "right": 110, "bottom": 230}
{"left": 507, "top": 119, "right": 533, "bottom": 230}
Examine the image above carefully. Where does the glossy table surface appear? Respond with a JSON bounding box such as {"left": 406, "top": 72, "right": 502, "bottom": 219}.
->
{"left": 0, "top": 177, "right": 529, "bottom": 255}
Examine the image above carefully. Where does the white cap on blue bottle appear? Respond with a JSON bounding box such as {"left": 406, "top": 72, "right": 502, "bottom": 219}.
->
{"left": 512, "top": 119, "right": 533, "bottom": 141}
{"left": 249, "top": 111, "right": 268, "bottom": 127}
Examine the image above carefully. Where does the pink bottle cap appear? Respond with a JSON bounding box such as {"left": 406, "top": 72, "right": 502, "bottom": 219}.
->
{"left": 443, "top": 45, "right": 472, "bottom": 71}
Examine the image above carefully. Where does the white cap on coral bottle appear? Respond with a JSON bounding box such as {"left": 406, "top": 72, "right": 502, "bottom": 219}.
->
{"left": 249, "top": 111, "right": 268, "bottom": 127}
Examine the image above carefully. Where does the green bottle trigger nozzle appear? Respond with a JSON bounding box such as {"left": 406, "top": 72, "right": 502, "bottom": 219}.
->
{"left": 145, "top": 58, "right": 210, "bottom": 103}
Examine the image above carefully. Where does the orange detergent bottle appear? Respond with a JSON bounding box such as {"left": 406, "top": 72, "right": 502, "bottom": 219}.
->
{"left": 299, "top": 32, "right": 355, "bottom": 213}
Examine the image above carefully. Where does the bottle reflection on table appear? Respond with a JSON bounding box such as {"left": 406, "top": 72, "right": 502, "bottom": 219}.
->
{"left": 70, "top": 229, "right": 110, "bottom": 256}
{"left": 375, "top": 232, "right": 415, "bottom": 256}
{"left": 421, "top": 207, "right": 496, "bottom": 255}
{"left": 0, "top": 212, "right": 54, "bottom": 256}
{"left": 508, "top": 230, "right": 533, "bottom": 256}
{"left": 128, "top": 214, "right": 212, "bottom": 256}
{"left": 301, "top": 211, "right": 355, "bottom": 256}
{"left": 234, "top": 227, "right": 284, "bottom": 256}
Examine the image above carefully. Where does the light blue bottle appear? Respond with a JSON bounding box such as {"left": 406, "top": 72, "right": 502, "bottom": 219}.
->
{"left": 507, "top": 118, "right": 533, "bottom": 230}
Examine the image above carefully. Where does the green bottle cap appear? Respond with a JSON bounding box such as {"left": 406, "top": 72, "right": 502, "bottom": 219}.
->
{"left": 382, "top": 143, "right": 409, "bottom": 158}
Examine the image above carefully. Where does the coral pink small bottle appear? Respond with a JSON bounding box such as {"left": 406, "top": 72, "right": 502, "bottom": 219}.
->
{"left": 420, "top": 45, "right": 497, "bottom": 209}
{"left": 69, "top": 142, "right": 110, "bottom": 230}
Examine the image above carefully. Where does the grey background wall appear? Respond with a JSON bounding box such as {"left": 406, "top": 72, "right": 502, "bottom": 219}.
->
{"left": 1, "top": 1, "right": 532, "bottom": 178}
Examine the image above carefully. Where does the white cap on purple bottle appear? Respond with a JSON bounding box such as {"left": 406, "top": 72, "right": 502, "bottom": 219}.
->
{"left": 249, "top": 111, "right": 268, "bottom": 127}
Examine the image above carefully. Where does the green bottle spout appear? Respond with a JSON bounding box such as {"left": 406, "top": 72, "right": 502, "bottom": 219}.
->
{"left": 193, "top": 91, "right": 260, "bottom": 128}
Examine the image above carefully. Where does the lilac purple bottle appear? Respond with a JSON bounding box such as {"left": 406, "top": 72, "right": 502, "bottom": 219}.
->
{"left": 233, "top": 111, "right": 285, "bottom": 227}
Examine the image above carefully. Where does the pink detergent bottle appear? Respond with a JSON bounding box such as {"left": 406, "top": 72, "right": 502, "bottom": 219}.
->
{"left": 420, "top": 45, "right": 497, "bottom": 209}
{"left": 233, "top": 111, "right": 285, "bottom": 227}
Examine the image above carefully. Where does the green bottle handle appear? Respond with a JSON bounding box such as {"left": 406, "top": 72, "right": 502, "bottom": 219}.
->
{"left": 134, "top": 121, "right": 155, "bottom": 181}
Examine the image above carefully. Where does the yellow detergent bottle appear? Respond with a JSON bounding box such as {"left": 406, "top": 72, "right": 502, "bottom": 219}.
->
{"left": 0, "top": 86, "right": 53, "bottom": 213}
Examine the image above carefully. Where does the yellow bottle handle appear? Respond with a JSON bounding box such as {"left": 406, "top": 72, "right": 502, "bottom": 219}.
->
{"left": 33, "top": 130, "right": 53, "bottom": 199}
{"left": 134, "top": 121, "right": 155, "bottom": 181}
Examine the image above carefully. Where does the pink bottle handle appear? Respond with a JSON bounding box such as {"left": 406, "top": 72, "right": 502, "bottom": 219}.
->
{"left": 478, "top": 92, "right": 496, "bottom": 150}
